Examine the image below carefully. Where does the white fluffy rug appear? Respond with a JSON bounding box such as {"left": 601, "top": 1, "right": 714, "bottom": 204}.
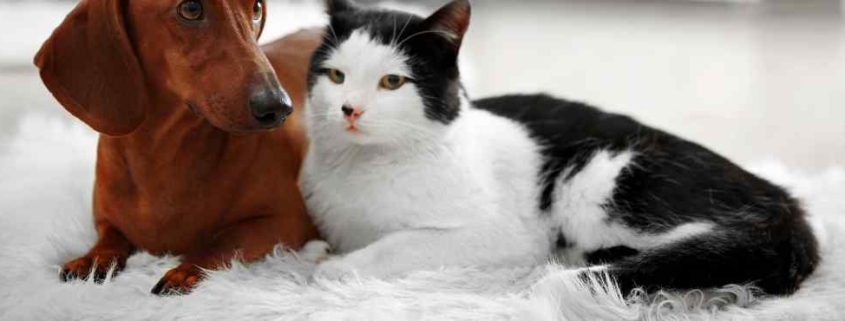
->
{"left": 1, "top": 115, "right": 844, "bottom": 321}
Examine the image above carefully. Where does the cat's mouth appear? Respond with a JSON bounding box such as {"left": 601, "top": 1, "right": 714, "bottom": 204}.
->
{"left": 345, "top": 125, "right": 362, "bottom": 134}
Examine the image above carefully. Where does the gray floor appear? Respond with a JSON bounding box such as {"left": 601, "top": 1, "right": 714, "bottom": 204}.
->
{"left": 2, "top": 0, "right": 843, "bottom": 170}
{"left": 0, "top": 71, "right": 62, "bottom": 138}
{"left": 462, "top": 0, "right": 845, "bottom": 170}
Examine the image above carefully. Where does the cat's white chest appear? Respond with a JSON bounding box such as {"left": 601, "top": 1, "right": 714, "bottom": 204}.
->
{"left": 302, "top": 109, "right": 548, "bottom": 255}
{"left": 303, "top": 149, "right": 489, "bottom": 253}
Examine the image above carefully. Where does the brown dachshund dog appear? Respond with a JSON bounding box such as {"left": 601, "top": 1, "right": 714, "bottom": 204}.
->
{"left": 35, "top": 0, "right": 322, "bottom": 295}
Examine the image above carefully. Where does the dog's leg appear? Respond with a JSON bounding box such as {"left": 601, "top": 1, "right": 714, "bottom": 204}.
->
{"left": 60, "top": 221, "right": 134, "bottom": 283}
{"left": 151, "top": 209, "right": 316, "bottom": 295}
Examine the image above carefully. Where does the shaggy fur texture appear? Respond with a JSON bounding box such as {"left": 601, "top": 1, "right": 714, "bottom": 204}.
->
{"left": 1, "top": 115, "right": 844, "bottom": 320}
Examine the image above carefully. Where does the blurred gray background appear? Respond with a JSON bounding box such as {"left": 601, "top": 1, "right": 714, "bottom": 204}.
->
{"left": 1, "top": 0, "right": 843, "bottom": 170}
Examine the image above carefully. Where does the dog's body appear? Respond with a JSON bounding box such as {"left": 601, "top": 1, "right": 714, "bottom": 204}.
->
{"left": 36, "top": 0, "right": 322, "bottom": 295}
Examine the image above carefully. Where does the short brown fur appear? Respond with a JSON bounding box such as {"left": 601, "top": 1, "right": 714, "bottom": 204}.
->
{"left": 35, "top": 0, "right": 322, "bottom": 295}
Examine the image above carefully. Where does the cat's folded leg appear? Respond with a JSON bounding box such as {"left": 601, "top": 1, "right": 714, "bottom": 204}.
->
{"left": 314, "top": 225, "right": 550, "bottom": 281}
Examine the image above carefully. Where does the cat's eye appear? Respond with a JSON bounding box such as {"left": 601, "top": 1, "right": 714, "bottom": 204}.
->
{"left": 178, "top": 0, "right": 204, "bottom": 21}
{"left": 325, "top": 69, "right": 346, "bottom": 84}
{"left": 252, "top": 0, "right": 264, "bottom": 23}
{"left": 379, "top": 75, "right": 406, "bottom": 91}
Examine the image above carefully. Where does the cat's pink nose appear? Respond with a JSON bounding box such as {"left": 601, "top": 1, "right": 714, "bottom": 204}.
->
{"left": 342, "top": 105, "right": 364, "bottom": 124}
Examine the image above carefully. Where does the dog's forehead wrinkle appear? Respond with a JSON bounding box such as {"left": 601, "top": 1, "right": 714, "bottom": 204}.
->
{"left": 211, "top": 0, "right": 253, "bottom": 43}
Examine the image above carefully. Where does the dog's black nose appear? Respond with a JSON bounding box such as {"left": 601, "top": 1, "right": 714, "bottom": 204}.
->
{"left": 250, "top": 86, "right": 293, "bottom": 129}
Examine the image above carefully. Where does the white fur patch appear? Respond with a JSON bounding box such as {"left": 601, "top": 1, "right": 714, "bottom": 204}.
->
{"left": 553, "top": 150, "right": 637, "bottom": 252}
{"left": 552, "top": 150, "right": 714, "bottom": 264}
{"left": 307, "top": 29, "right": 442, "bottom": 147}
{"left": 322, "top": 29, "right": 412, "bottom": 79}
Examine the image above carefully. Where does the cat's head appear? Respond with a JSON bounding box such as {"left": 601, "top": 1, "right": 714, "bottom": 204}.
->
{"left": 306, "top": 0, "right": 471, "bottom": 146}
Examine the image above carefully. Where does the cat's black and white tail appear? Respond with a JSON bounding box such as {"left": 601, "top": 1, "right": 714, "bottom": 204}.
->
{"left": 596, "top": 219, "right": 819, "bottom": 295}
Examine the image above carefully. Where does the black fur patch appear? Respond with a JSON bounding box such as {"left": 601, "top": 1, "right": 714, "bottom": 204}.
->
{"left": 308, "top": 3, "right": 462, "bottom": 124}
{"left": 555, "top": 231, "right": 572, "bottom": 248}
{"left": 585, "top": 246, "right": 640, "bottom": 265}
{"left": 473, "top": 95, "right": 632, "bottom": 212}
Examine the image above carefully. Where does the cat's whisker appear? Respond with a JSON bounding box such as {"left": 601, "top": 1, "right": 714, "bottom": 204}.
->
{"left": 366, "top": 121, "right": 441, "bottom": 140}
{"left": 326, "top": 24, "right": 341, "bottom": 50}
{"left": 313, "top": 47, "right": 337, "bottom": 56}
{"left": 375, "top": 119, "right": 436, "bottom": 133}
{"left": 390, "top": 15, "right": 399, "bottom": 48}
{"left": 320, "top": 34, "right": 336, "bottom": 47}
{"left": 360, "top": 123, "right": 452, "bottom": 160}
{"left": 304, "top": 111, "right": 334, "bottom": 119}
{"left": 397, "top": 15, "right": 413, "bottom": 45}
{"left": 396, "top": 30, "right": 457, "bottom": 48}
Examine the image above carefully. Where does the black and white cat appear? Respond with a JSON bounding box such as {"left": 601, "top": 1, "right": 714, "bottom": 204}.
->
{"left": 302, "top": 0, "right": 819, "bottom": 295}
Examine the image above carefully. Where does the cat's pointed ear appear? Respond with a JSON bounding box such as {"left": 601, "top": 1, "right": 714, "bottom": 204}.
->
{"left": 421, "top": 0, "right": 472, "bottom": 52}
{"left": 325, "top": 0, "right": 356, "bottom": 15}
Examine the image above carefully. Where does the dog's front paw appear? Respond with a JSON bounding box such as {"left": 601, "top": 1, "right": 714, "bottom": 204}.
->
{"left": 60, "top": 252, "right": 128, "bottom": 283}
{"left": 151, "top": 263, "right": 204, "bottom": 296}
{"left": 313, "top": 259, "right": 360, "bottom": 281}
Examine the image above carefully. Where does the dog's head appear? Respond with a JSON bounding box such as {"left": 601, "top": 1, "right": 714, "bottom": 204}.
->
{"left": 35, "top": 0, "right": 292, "bottom": 136}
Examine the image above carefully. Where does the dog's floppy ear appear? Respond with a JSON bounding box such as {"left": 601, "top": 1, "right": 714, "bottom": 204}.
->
{"left": 34, "top": 0, "right": 148, "bottom": 136}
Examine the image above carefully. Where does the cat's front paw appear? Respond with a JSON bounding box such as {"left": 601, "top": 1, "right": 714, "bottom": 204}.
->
{"left": 298, "top": 240, "right": 333, "bottom": 263}
{"left": 313, "top": 259, "right": 360, "bottom": 281}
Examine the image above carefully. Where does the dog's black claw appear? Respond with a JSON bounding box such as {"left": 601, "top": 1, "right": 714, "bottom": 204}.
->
{"left": 151, "top": 280, "right": 185, "bottom": 296}
{"left": 151, "top": 280, "right": 167, "bottom": 295}
{"left": 92, "top": 270, "right": 109, "bottom": 284}
{"left": 59, "top": 269, "right": 77, "bottom": 282}
{"left": 60, "top": 268, "right": 113, "bottom": 284}
{"left": 60, "top": 256, "right": 126, "bottom": 284}
{"left": 60, "top": 269, "right": 95, "bottom": 283}
{"left": 151, "top": 265, "right": 202, "bottom": 296}
{"left": 60, "top": 271, "right": 106, "bottom": 283}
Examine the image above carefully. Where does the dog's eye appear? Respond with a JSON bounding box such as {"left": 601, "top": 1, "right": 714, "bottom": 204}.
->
{"left": 379, "top": 75, "right": 406, "bottom": 90}
{"left": 324, "top": 69, "right": 346, "bottom": 85}
{"left": 178, "top": 0, "right": 203, "bottom": 21}
{"left": 252, "top": 0, "right": 264, "bottom": 23}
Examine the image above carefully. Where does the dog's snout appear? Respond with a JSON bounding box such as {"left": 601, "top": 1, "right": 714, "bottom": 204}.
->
{"left": 249, "top": 86, "right": 293, "bottom": 129}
